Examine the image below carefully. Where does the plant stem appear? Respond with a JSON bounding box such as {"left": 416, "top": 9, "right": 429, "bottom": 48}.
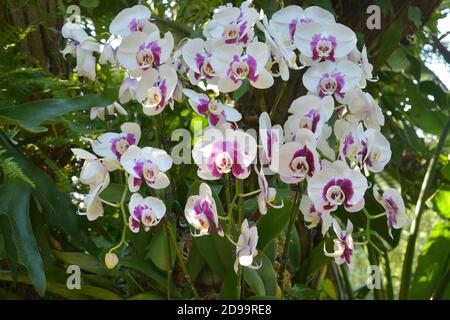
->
{"left": 109, "top": 172, "right": 129, "bottom": 252}
{"left": 270, "top": 82, "right": 287, "bottom": 122}
{"left": 166, "top": 220, "right": 200, "bottom": 300}
{"left": 235, "top": 178, "right": 244, "bottom": 300}
{"left": 278, "top": 187, "right": 301, "bottom": 290}
{"left": 384, "top": 252, "right": 394, "bottom": 300}
{"left": 340, "top": 264, "right": 354, "bottom": 300}
{"left": 239, "top": 189, "right": 261, "bottom": 198}
{"left": 399, "top": 118, "right": 450, "bottom": 299}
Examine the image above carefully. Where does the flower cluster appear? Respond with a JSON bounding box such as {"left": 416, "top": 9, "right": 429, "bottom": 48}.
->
{"left": 65, "top": 2, "right": 407, "bottom": 273}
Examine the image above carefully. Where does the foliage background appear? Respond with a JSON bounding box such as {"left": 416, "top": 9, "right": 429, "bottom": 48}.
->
{"left": 0, "top": 0, "right": 449, "bottom": 300}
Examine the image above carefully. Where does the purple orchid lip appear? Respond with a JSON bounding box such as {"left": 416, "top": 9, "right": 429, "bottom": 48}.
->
{"left": 290, "top": 146, "right": 316, "bottom": 177}
{"left": 197, "top": 98, "right": 209, "bottom": 115}
{"left": 340, "top": 236, "right": 353, "bottom": 264}
{"left": 385, "top": 197, "right": 399, "bottom": 228}
{"left": 318, "top": 72, "right": 345, "bottom": 98}
{"left": 322, "top": 178, "right": 354, "bottom": 210}
{"left": 137, "top": 41, "right": 162, "bottom": 68}
{"left": 111, "top": 134, "right": 136, "bottom": 160}
{"left": 246, "top": 55, "right": 258, "bottom": 82}
{"left": 310, "top": 34, "right": 337, "bottom": 61}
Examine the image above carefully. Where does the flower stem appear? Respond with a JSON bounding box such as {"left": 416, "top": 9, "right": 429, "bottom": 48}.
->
{"left": 109, "top": 172, "right": 129, "bottom": 253}
{"left": 239, "top": 189, "right": 261, "bottom": 198}
{"left": 270, "top": 82, "right": 287, "bottom": 122}
{"left": 166, "top": 220, "right": 201, "bottom": 300}
{"left": 278, "top": 186, "right": 301, "bottom": 290}
{"left": 99, "top": 198, "right": 120, "bottom": 208}
{"left": 235, "top": 178, "right": 244, "bottom": 300}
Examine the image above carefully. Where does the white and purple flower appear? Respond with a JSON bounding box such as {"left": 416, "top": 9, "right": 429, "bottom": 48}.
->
{"left": 116, "top": 30, "right": 174, "bottom": 76}
{"left": 300, "top": 195, "right": 333, "bottom": 235}
{"left": 109, "top": 5, "right": 157, "bottom": 37}
{"left": 120, "top": 145, "right": 173, "bottom": 192}
{"left": 234, "top": 219, "right": 260, "bottom": 273}
{"left": 185, "top": 183, "right": 224, "bottom": 237}
{"left": 183, "top": 89, "right": 242, "bottom": 126}
{"left": 284, "top": 95, "right": 334, "bottom": 141}
{"left": 255, "top": 166, "right": 283, "bottom": 215}
{"left": 259, "top": 112, "right": 283, "bottom": 166}
{"left": 204, "top": 2, "right": 258, "bottom": 45}
{"left": 307, "top": 160, "right": 368, "bottom": 212}
{"left": 92, "top": 122, "right": 141, "bottom": 163}
{"left": 192, "top": 128, "right": 257, "bottom": 180}
{"left": 303, "top": 60, "right": 361, "bottom": 101}
{"left": 373, "top": 187, "right": 408, "bottom": 238}
{"left": 324, "top": 219, "right": 354, "bottom": 266}
{"left": 182, "top": 38, "right": 219, "bottom": 85}
{"left": 272, "top": 129, "right": 320, "bottom": 184}
{"left": 211, "top": 42, "right": 274, "bottom": 92}
{"left": 136, "top": 64, "right": 178, "bottom": 116}
{"left": 128, "top": 193, "right": 166, "bottom": 233}
{"left": 294, "top": 22, "right": 356, "bottom": 65}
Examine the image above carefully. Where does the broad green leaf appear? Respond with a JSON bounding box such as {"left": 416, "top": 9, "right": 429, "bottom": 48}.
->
{"left": 53, "top": 251, "right": 114, "bottom": 276}
{"left": 219, "top": 268, "right": 238, "bottom": 299}
{"left": 242, "top": 252, "right": 278, "bottom": 297}
{"left": 120, "top": 256, "right": 167, "bottom": 289}
{"left": 0, "top": 88, "right": 117, "bottom": 133}
{"left": 0, "top": 178, "right": 45, "bottom": 296}
{"left": 257, "top": 188, "right": 294, "bottom": 250}
{"left": 147, "top": 225, "right": 176, "bottom": 272}
{"left": 0, "top": 131, "right": 98, "bottom": 255}
{"left": 243, "top": 268, "right": 266, "bottom": 296}
{"left": 303, "top": 239, "right": 333, "bottom": 275}
{"left": 410, "top": 222, "right": 450, "bottom": 299}
{"left": 186, "top": 240, "right": 205, "bottom": 281}
{"left": 320, "top": 279, "right": 337, "bottom": 300}
{"left": 0, "top": 215, "right": 18, "bottom": 284}
{"left": 431, "top": 185, "right": 450, "bottom": 219}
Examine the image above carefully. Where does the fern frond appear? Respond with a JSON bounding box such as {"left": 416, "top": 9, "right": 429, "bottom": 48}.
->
{"left": 0, "top": 151, "right": 35, "bottom": 187}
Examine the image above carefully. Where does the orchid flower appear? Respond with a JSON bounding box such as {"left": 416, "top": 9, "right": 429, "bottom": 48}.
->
{"left": 334, "top": 120, "right": 365, "bottom": 165}
{"left": 343, "top": 87, "right": 384, "bottom": 129}
{"left": 307, "top": 160, "right": 368, "bottom": 212}
{"left": 109, "top": 4, "right": 157, "bottom": 37}
{"left": 269, "top": 5, "right": 335, "bottom": 49}
{"left": 256, "top": 15, "right": 302, "bottom": 81}
{"left": 136, "top": 64, "right": 178, "bottom": 116}
{"left": 284, "top": 95, "right": 334, "bottom": 141}
{"left": 255, "top": 166, "right": 283, "bottom": 215}
{"left": 272, "top": 129, "right": 320, "bottom": 184}
{"left": 303, "top": 60, "right": 361, "bottom": 101}
{"left": 185, "top": 183, "right": 224, "bottom": 237}
{"left": 61, "top": 22, "right": 100, "bottom": 81}
{"left": 99, "top": 36, "right": 121, "bottom": 65}
{"left": 183, "top": 89, "right": 242, "bottom": 126}
{"left": 211, "top": 42, "right": 274, "bottom": 92}
{"left": 182, "top": 38, "right": 219, "bottom": 85}
{"left": 324, "top": 219, "right": 354, "bottom": 267}
{"left": 91, "top": 122, "right": 141, "bottom": 164}
{"left": 203, "top": 1, "right": 258, "bottom": 46}
{"left": 294, "top": 22, "right": 356, "bottom": 65}
{"left": 90, "top": 101, "right": 128, "bottom": 121}
{"left": 300, "top": 194, "right": 333, "bottom": 235}
{"left": 259, "top": 112, "right": 283, "bottom": 166}
{"left": 128, "top": 193, "right": 166, "bottom": 233}
{"left": 120, "top": 145, "right": 173, "bottom": 192}
{"left": 234, "top": 219, "right": 261, "bottom": 273}
{"left": 348, "top": 46, "right": 376, "bottom": 88}
{"left": 373, "top": 187, "right": 408, "bottom": 238}
{"left": 116, "top": 30, "right": 174, "bottom": 76}
{"left": 71, "top": 148, "right": 113, "bottom": 191}
{"left": 359, "top": 128, "right": 392, "bottom": 173}
{"left": 192, "top": 128, "right": 257, "bottom": 180}
{"left": 81, "top": 184, "right": 105, "bottom": 221}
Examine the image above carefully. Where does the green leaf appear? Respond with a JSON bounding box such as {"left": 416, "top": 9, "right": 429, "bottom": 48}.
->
{"left": 232, "top": 80, "right": 251, "bottom": 103}
{"left": 0, "top": 178, "right": 45, "bottom": 296}
{"left": 219, "top": 268, "right": 238, "bottom": 299}
{"left": 432, "top": 185, "right": 450, "bottom": 219}
{"left": 410, "top": 222, "right": 450, "bottom": 299}
{"left": 0, "top": 215, "right": 18, "bottom": 284}
{"left": 242, "top": 251, "right": 278, "bottom": 297}
{"left": 186, "top": 240, "right": 205, "bottom": 281}
{"left": 0, "top": 88, "right": 117, "bottom": 133}
{"left": 128, "top": 292, "right": 165, "bottom": 300}
{"left": 304, "top": 239, "right": 333, "bottom": 275}
{"left": 120, "top": 256, "right": 167, "bottom": 289}
{"left": 257, "top": 188, "right": 294, "bottom": 250}
{"left": 442, "top": 163, "right": 450, "bottom": 181}
{"left": 0, "top": 131, "right": 98, "bottom": 255}
{"left": 243, "top": 268, "right": 265, "bottom": 296}
{"left": 147, "top": 226, "right": 176, "bottom": 272}
{"left": 53, "top": 251, "right": 114, "bottom": 276}
{"left": 320, "top": 279, "right": 338, "bottom": 300}
{"left": 80, "top": 0, "right": 99, "bottom": 9}
{"left": 408, "top": 6, "right": 422, "bottom": 27}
